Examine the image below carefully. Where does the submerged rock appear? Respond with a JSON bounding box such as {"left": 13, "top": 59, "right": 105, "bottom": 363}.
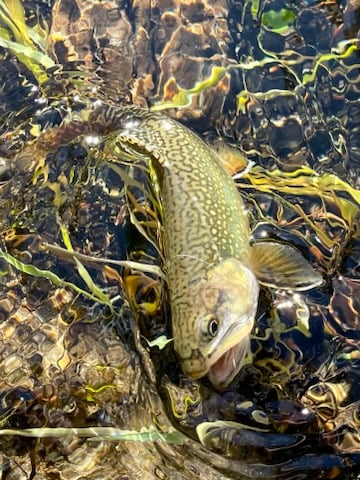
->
{"left": 0, "top": 0, "right": 359, "bottom": 478}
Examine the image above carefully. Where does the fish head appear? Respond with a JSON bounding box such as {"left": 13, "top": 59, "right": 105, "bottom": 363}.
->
{"left": 174, "top": 258, "right": 259, "bottom": 389}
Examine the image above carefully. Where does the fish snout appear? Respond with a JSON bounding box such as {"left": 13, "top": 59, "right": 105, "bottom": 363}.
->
{"left": 180, "top": 352, "right": 208, "bottom": 380}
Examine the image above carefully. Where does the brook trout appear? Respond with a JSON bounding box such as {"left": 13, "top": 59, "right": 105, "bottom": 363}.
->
{"left": 87, "top": 104, "right": 323, "bottom": 389}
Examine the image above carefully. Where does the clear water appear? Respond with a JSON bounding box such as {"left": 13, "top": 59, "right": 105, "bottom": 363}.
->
{"left": 0, "top": 0, "right": 359, "bottom": 479}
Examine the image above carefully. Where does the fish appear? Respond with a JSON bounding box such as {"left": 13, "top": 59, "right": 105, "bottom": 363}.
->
{"left": 86, "top": 104, "right": 323, "bottom": 389}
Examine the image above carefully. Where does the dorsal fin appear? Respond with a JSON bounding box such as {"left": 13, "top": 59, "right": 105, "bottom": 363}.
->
{"left": 213, "top": 142, "right": 249, "bottom": 176}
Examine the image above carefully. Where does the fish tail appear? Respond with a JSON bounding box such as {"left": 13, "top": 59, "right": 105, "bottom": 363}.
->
{"left": 87, "top": 104, "right": 145, "bottom": 136}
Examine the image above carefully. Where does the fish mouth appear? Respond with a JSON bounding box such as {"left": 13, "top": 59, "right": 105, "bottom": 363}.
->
{"left": 207, "top": 337, "right": 249, "bottom": 389}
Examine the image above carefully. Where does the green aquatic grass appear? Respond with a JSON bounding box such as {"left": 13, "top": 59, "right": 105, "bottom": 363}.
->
{"left": 151, "top": 65, "right": 228, "bottom": 111}
{"left": 0, "top": 136, "right": 166, "bottom": 320}
{"left": 103, "top": 152, "right": 164, "bottom": 261}
{"left": 0, "top": 246, "right": 115, "bottom": 309}
{"left": 58, "top": 219, "right": 115, "bottom": 308}
{"left": 0, "top": 234, "right": 165, "bottom": 317}
{"left": 239, "top": 39, "right": 359, "bottom": 112}
{"left": 241, "top": 165, "right": 360, "bottom": 222}
{"left": 45, "top": 242, "right": 165, "bottom": 280}
{"left": 261, "top": 8, "right": 296, "bottom": 34}
{"left": 151, "top": 36, "right": 359, "bottom": 114}
{"left": 0, "top": 0, "right": 55, "bottom": 83}
{"left": 0, "top": 426, "right": 185, "bottom": 443}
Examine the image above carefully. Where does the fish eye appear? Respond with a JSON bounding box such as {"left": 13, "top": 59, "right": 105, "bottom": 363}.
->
{"left": 207, "top": 316, "right": 219, "bottom": 337}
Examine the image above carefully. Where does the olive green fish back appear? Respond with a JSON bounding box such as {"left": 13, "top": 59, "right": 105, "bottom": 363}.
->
{"left": 89, "top": 104, "right": 251, "bottom": 285}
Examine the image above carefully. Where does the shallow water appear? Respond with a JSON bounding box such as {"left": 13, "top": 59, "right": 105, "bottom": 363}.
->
{"left": 0, "top": 0, "right": 359, "bottom": 479}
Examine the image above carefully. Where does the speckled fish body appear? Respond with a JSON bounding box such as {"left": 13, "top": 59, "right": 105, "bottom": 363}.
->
{"left": 88, "top": 104, "right": 322, "bottom": 389}
{"left": 127, "top": 111, "right": 259, "bottom": 386}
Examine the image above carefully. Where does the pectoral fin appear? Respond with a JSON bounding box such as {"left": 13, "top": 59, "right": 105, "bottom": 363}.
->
{"left": 251, "top": 242, "right": 323, "bottom": 291}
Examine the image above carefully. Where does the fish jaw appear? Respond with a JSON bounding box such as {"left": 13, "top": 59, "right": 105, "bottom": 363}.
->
{"left": 179, "top": 304, "right": 256, "bottom": 388}
{"left": 173, "top": 258, "right": 259, "bottom": 389}
{"left": 208, "top": 336, "right": 249, "bottom": 389}
{"left": 203, "top": 309, "right": 255, "bottom": 389}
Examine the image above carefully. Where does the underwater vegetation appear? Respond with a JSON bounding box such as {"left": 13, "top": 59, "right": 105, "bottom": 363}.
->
{"left": 0, "top": 0, "right": 359, "bottom": 479}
